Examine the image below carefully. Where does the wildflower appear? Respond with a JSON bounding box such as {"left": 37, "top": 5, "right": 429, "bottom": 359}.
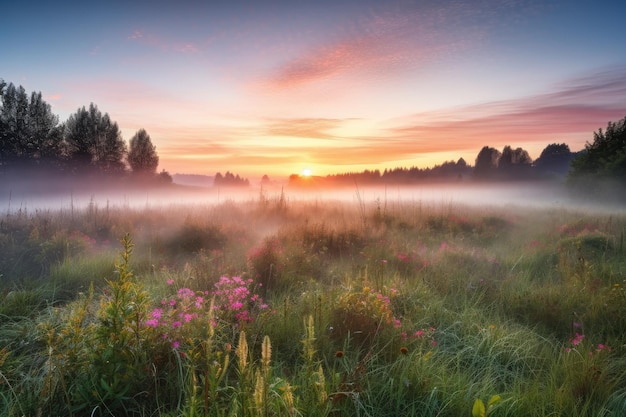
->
{"left": 431, "top": 340, "right": 438, "bottom": 347}
{"left": 400, "top": 347, "right": 409, "bottom": 355}
{"left": 144, "top": 319, "right": 159, "bottom": 328}
{"left": 335, "top": 351, "right": 344, "bottom": 358}
{"left": 172, "top": 340, "right": 180, "bottom": 349}
{"left": 172, "top": 321, "right": 182, "bottom": 329}
{"left": 151, "top": 308, "right": 163, "bottom": 320}
{"left": 571, "top": 333, "right": 584, "bottom": 346}
{"left": 488, "top": 324, "right": 496, "bottom": 330}
{"left": 166, "top": 279, "right": 174, "bottom": 285}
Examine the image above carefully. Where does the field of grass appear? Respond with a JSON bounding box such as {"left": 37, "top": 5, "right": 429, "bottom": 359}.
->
{"left": 1, "top": 190, "right": 625, "bottom": 416}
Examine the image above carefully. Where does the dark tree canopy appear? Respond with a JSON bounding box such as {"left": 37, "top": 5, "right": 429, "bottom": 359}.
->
{"left": 128, "top": 129, "right": 159, "bottom": 176}
{"left": 534, "top": 143, "right": 574, "bottom": 178}
{"left": 474, "top": 146, "right": 501, "bottom": 179}
{"left": 64, "top": 103, "right": 126, "bottom": 175}
{"left": 0, "top": 81, "right": 63, "bottom": 171}
{"left": 570, "top": 117, "right": 626, "bottom": 180}
{"left": 497, "top": 146, "right": 532, "bottom": 179}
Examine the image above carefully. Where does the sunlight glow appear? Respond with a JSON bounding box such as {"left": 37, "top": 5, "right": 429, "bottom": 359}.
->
{"left": 302, "top": 168, "right": 312, "bottom": 177}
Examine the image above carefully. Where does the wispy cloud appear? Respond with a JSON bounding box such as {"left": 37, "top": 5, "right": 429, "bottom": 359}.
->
{"left": 257, "top": 1, "right": 516, "bottom": 91}
{"left": 264, "top": 118, "right": 352, "bottom": 139}
{"left": 127, "top": 28, "right": 200, "bottom": 54}
{"left": 389, "top": 66, "right": 626, "bottom": 151}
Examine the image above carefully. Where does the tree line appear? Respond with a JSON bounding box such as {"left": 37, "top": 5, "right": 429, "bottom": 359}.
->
{"left": 289, "top": 115, "right": 626, "bottom": 200}
{"left": 0, "top": 79, "right": 169, "bottom": 183}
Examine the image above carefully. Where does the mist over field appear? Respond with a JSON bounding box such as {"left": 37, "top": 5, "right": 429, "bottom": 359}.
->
{"left": 1, "top": 177, "right": 619, "bottom": 216}
{"left": 2, "top": 175, "right": 626, "bottom": 416}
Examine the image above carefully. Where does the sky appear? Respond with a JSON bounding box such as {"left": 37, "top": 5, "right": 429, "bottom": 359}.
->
{"left": 2, "top": 0, "right": 626, "bottom": 179}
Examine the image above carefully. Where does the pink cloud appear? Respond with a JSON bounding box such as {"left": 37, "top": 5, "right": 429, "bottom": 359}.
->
{"left": 259, "top": 7, "right": 482, "bottom": 90}
{"left": 45, "top": 93, "right": 62, "bottom": 101}
{"left": 391, "top": 67, "right": 626, "bottom": 152}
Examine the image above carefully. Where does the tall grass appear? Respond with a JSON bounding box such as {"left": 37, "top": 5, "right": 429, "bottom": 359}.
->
{"left": 1, "top": 195, "right": 625, "bottom": 416}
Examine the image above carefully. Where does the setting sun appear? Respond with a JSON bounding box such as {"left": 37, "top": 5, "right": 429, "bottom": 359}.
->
{"left": 302, "top": 168, "right": 312, "bottom": 177}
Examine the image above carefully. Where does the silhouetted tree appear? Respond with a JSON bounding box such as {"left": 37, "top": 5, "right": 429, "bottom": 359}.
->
{"left": 498, "top": 146, "right": 532, "bottom": 179}
{"left": 534, "top": 143, "right": 574, "bottom": 178}
{"left": 214, "top": 171, "right": 249, "bottom": 186}
{"left": 0, "top": 81, "right": 63, "bottom": 172}
{"left": 569, "top": 116, "right": 626, "bottom": 196}
{"left": 64, "top": 103, "right": 126, "bottom": 175}
{"left": 157, "top": 169, "right": 173, "bottom": 183}
{"left": 474, "top": 146, "right": 501, "bottom": 179}
{"left": 128, "top": 128, "right": 159, "bottom": 176}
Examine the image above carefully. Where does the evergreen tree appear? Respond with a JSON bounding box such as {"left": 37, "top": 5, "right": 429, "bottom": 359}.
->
{"left": 0, "top": 81, "right": 63, "bottom": 172}
{"left": 64, "top": 103, "right": 126, "bottom": 175}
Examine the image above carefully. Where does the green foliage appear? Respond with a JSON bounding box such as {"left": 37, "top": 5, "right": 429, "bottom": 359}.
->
{"left": 569, "top": 116, "right": 626, "bottom": 198}
{"left": 64, "top": 103, "right": 127, "bottom": 175}
{"left": 165, "top": 222, "right": 227, "bottom": 256}
{"left": 1, "top": 199, "right": 626, "bottom": 416}
{"left": 472, "top": 395, "right": 501, "bottom": 417}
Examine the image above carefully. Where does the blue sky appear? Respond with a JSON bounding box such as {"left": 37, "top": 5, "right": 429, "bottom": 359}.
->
{"left": 2, "top": 0, "right": 625, "bottom": 177}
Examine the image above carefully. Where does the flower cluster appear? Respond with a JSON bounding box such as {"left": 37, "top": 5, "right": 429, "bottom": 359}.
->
{"left": 144, "top": 285, "right": 210, "bottom": 349}
{"left": 144, "top": 275, "right": 268, "bottom": 349}
{"left": 212, "top": 275, "right": 268, "bottom": 324}
{"left": 564, "top": 331, "right": 611, "bottom": 354}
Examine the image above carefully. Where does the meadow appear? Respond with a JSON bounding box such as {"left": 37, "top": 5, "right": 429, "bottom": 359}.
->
{"left": 1, "top": 187, "right": 625, "bottom": 416}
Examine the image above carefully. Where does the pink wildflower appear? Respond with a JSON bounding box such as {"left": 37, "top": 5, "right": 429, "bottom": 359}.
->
{"left": 144, "top": 319, "right": 159, "bottom": 328}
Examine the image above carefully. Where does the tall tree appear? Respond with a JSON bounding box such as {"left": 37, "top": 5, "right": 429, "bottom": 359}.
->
{"left": 0, "top": 81, "right": 62, "bottom": 171}
{"left": 128, "top": 128, "right": 159, "bottom": 176}
{"left": 534, "top": 143, "right": 573, "bottom": 178}
{"left": 474, "top": 146, "right": 501, "bottom": 179}
{"left": 498, "top": 146, "right": 532, "bottom": 179}
{"left": 64, "top": 103, "right": 126, "bottom": 175}
{"left": 569, "top": 117, "right": 626, "bottom": 192}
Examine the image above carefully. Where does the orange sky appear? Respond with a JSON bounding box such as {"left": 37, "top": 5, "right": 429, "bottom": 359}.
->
{"left": 3, "top": 1, "right": 626, "bottom": 180}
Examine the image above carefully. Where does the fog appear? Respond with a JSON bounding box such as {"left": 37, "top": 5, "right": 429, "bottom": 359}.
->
{"left": 1, "top": 178, "right": 621, "bottom": 215}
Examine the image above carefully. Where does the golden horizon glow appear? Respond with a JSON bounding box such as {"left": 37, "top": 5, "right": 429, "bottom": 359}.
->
{"left": 4, "top": 1, "right": 625, "bottom": 179}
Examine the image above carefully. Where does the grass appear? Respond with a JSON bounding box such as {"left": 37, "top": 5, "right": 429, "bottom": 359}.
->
{"left": 0, "top": 192, "right": 625, "bottom": 416}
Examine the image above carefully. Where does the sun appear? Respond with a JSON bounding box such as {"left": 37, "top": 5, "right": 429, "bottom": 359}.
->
{"left": 302, "top": 168, "right": 312, "bottom": 177}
